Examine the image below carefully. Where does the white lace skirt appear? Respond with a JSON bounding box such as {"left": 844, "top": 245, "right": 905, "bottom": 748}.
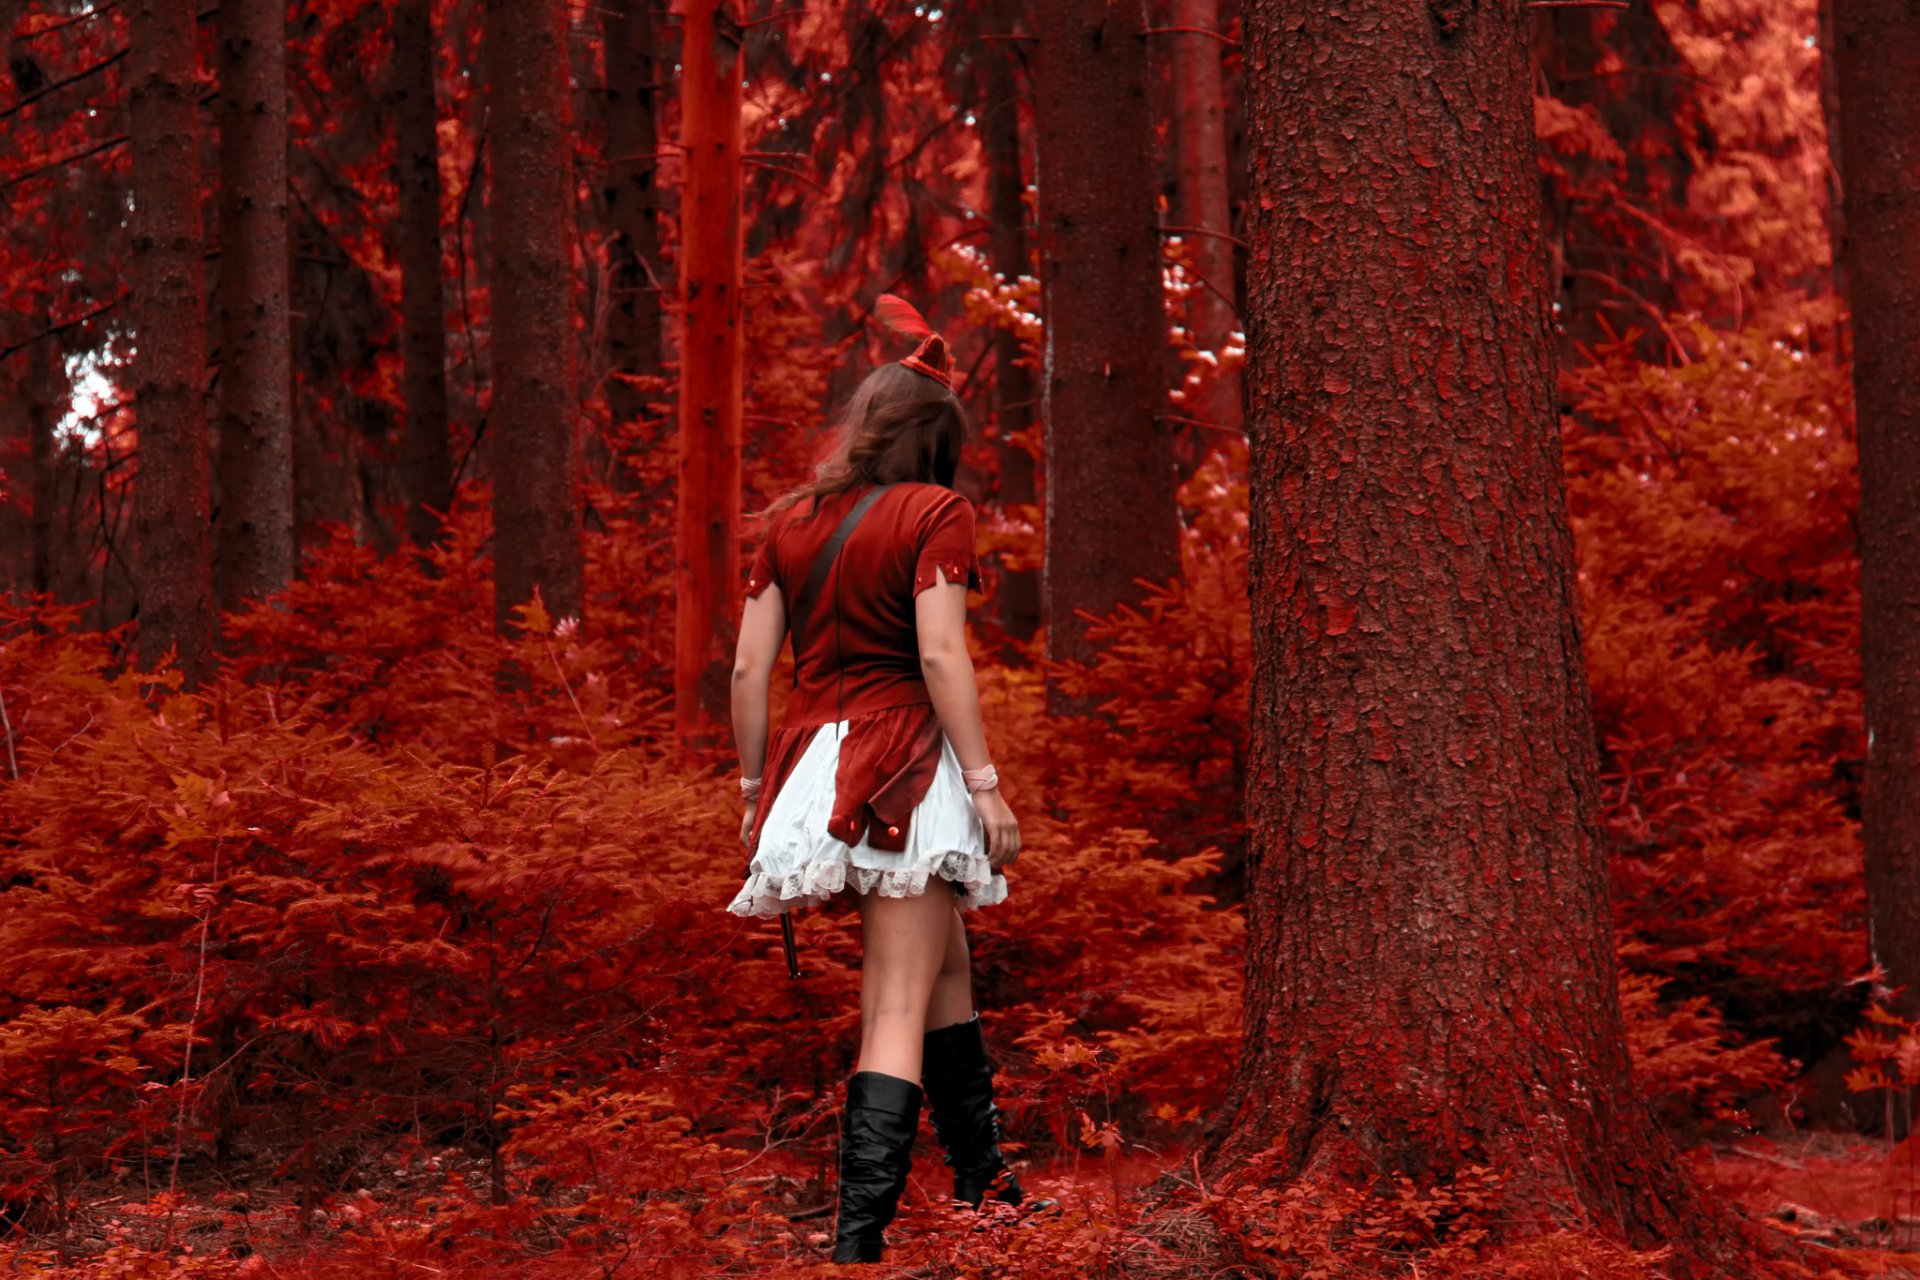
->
{"left": 726, "top": 720, "right": 1010, "bottom": 919}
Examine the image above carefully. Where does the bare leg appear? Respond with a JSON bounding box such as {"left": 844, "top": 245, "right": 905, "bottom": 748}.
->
{"left": 853, "top": 885, "right": 954, "bottom": 1081}
{"left": 925, "top": 897, "right": 975, "bottom": 1033}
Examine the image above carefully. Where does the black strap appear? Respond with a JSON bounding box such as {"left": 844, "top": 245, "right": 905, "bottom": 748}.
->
{"left": 786, "top": 483, "right": 893, "bottom": 686}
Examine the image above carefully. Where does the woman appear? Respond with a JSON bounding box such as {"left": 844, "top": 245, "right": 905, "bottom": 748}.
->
{"left": 726, "top": 299, "right": 1042, "bottom": 1264}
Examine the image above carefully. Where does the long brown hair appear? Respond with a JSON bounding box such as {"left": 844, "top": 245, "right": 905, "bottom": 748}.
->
{"left": 757, "top": 363, "right": 970, "bottom": 521}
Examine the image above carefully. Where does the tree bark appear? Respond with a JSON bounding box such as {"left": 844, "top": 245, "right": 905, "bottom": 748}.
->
{"left": 27, "top": 315, "right": 62, "bottom": 603}
{"left": 129, "top": 0, "right": 214, "bottom": 683}
{"left": 1167, "top": 0, "right": 1241, "bottom": 443}
{"left": 604, "top": 0, "right": 664, "bottom": 436}
{"left": 392, "top": 0, "right": 453, "bottom": 550}
{"left": 214, "top": 0, "right": 294, "bottom": 612}
{"left": 486, "top": 0, "right": 583, "bottom": 635}
{"left": 1205, "top": 0, "right": 1784, "bottom": 1270}
{"left": 982, "top": 8, "right": 1039, "bottom": 645}
{"left": 1032, "top": 0, "right": 1178, "bottom": 706}
{"left": 674, "top": 0, "right": 744, "bottom": 740}
{"left": 1832, "top": 0, "right": 1920, "bottom": 1021}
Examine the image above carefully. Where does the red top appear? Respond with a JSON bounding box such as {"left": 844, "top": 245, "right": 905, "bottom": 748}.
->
{"left": 743, "top": 483, "right": 981, "bottom": 855}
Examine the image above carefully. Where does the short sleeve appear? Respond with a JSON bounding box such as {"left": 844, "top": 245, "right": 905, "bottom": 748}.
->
{"left": 745, "top": 531, "right": 780, "bottom": 599}
{"left": 912, "top": 494, "right": 982, "bottom": 597}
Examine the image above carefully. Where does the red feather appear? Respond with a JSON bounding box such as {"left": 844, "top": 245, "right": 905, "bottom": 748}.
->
{"left": 874, "top": 294, "right": 936, "bottom": 340}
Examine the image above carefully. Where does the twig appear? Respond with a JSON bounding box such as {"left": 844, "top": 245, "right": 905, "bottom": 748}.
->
{"left": 14, "top": 1, "right": 126, "bottom": 43}
{"left": 1143, "top": 25, "right": 1241, "bottom": 47}
{"left": 0, "top": 677, "right": 18, "bottom": 780}
{"left": 0, "top": 48, "right": 127, "bottom": 122}
{"left": 1160, "top": 224, "right": 1247, "bottom": 250}
{"left": 165, "top": 840, "right": 222, "bottom": 1248}
{"left": 0, "top": 133, "right": 130, "bottom": 194}
{"left": 0, "top": 296, "right": 124, "bottom": 364}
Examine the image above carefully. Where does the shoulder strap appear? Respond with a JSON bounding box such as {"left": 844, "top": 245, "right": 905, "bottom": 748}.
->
{"left": 787, "top": 483, "right": 893, "bottom": 684}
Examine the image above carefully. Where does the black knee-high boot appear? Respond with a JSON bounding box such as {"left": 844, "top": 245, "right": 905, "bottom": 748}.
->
{"left": 831, "top": 1071, "right": 923, "bottom": 1263}
{"left": 921, "top": 1014, "right": 1051, "bottom": 1211}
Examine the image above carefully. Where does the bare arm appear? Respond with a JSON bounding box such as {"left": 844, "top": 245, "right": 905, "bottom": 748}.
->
{"left": 731, "top": 584, "right": 787, "bottom": 819}
{"left": 914, "top": 564, "right": 989, "bottom": 771}
{"left": 916, "top": 564, "right": 1021, "bottom": 868}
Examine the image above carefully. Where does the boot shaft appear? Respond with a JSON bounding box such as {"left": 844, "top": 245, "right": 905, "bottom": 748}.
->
{"left": 831, "top": 1070, "right": 923, "bottom": 1263}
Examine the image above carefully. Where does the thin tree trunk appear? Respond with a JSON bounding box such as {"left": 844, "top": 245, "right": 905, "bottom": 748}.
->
{"left": 1833, "top": 0, "right": 1920, "bottom": 1023}
{"left": 982, "top": 11, "right": 1039, "bottom": 645}
{"left": 1167, "top": 0, "right": 1241, "bottom": 444}
{"left": 604, "top": 0, "right": 663, "bottom": 442}
{"left": 130, "top": 0, "right": 214, "bottom": 683}
{"left": 214, "top": 0, "right": 293, "bottom": 612}
{"left": 27, "top": 314, "right": 61, "bottom": 603}
{"left": 392, "top": 0, "right": 453, "bottom": 549}
{"left": 1532, "top": 1, "right": 1690, "bottom": 365}
{"left": 1206, "top": 0, "right": 1784, "bottom": 1270}
{"left": 1816, "top": 0, "right": 1850, "bottom": 365}
{"left": 673, "top": 0, "right": 744, "bottom": 740}
{"left": 486, "top": 0, "right": 582, "bottom": 635}
{"left": 1032, "top": 0, "right": 1178, "bottom": 707}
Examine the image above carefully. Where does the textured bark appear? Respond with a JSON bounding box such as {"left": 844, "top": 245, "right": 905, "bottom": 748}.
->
{"left": 673, "top": 0, "right": 744, "bottom": 740}
{"left": 214, "top": 0, "right": 294, "bottom": 612}
{"left": 1167, "top": 0, "right": 1241, "bottom": 437}
{"left": 392, "top": 0, "right": 453, "bottom": 550}
{"left": 982, "top": 9, "right": 1040, "bottom": 644}
{"left": 1206, "top": 1, "right": 1783, "bottom": 1271}
{"left": 1033, "top": 0, "right": 1178, "bottom": 704}
{"left": 1833, "top": 0, "right": 1920, "bottom": 1020}
{"left": 604, "top": 0, "right": 664, "bottom": 433}
{"left": 486, "top": 0, "right": 583, "bottom": 635}
{"left": 129, "top": 0, "right": 214, "bottom": 683}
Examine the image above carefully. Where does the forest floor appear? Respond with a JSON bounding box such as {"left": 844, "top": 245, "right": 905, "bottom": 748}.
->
{"left": 6, "top": 1130, "right": 1920, "bottom": 1277}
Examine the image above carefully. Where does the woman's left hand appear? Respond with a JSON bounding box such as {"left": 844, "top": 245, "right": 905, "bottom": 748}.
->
{"left": 740, "top": 800, "right": 758, "bottom": 848}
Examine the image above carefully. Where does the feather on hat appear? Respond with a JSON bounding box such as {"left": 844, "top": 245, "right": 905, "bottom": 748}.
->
{"left": 875, "top": 294, "right": 954, "bottom": 390}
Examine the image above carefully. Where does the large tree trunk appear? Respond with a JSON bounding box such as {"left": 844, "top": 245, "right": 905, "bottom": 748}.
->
{"left": 1832, "top": 0, "right": 1920, "bottom": 1022}
{"left": 673, "top": 0, "right": 743, "bottom": 741}
{"left": 392, "top": 0, "right": 453, "bottom": 550}
{"left": 1032, "top": 0, "right": 1178, "bottom": 706}
{"left": 214, "top": 0, "right": 294, "bottom": 612}
{"left": 130, "top": 0, "right": 214, "bottom": 683}
{"left": 486, "top": 0, "right": 583, "bottom": 635}
{"left": 603, "top": 0, "right": 664, "bottom": 444}
{"left": 981, "top": 7, "right": 1039, "bottom": 645}
{"left": 1166, "top": 0, "right": 1241, "bottom": 446}
{"left": 1205, "top": 0, "right": 1782, "bottom": 1270}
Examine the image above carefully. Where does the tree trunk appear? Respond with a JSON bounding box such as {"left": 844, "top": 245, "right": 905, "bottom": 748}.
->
{"left": 673, "top": 0, "right": 744, "bottom": 741}
{"left": 392, "top": 0, "right": 453, "bottom": 550}
{"left": 486, "top": 0, "right": 582, "bottom": 635}
{"left": 214, "top": 0, "right": 294, "bottom": 613}
{"left": 1166, "top": 0, "right": 1241, "bottom": 446}
{"left": 982, "top": 9, "right": 1039, "bottom": 645}
{"left": 1206, "top": 1, "right": 1783, "bottom": 1271}
{"left": 27, "top": 314, "right": 61, "bottom": 603}
{"left": 603, "top": 0, "right": 664, "bottom": 438}
{"left": 1032, "top": 0, "right": 1178, "bottom": 706}
{"left": 1532, "top": 1, "right": 1690, "bottom": 365}
{"left": 130, "top": 0, "right": 214, "bottom": 684}
{"left": 1833, "top": 0, "right": 1920, "bottom": 1021}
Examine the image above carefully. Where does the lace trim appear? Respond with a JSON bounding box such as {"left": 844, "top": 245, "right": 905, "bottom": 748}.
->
{"left": 728, "top": 846, "right": 1008, "bottom": 919}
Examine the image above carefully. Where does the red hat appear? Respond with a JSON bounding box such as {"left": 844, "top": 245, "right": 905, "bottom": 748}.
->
{"left": 875, "top": 294, "right": 954, "bottom": 390}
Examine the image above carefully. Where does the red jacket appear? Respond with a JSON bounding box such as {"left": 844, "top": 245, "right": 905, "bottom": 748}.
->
{"left": 744, "top": 483, "right": 981, "bottom": 854}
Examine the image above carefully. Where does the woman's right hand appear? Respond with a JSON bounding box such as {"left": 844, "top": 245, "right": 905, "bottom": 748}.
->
{"left": 971, "top": 788, "right": 1021, "bottom": 871}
